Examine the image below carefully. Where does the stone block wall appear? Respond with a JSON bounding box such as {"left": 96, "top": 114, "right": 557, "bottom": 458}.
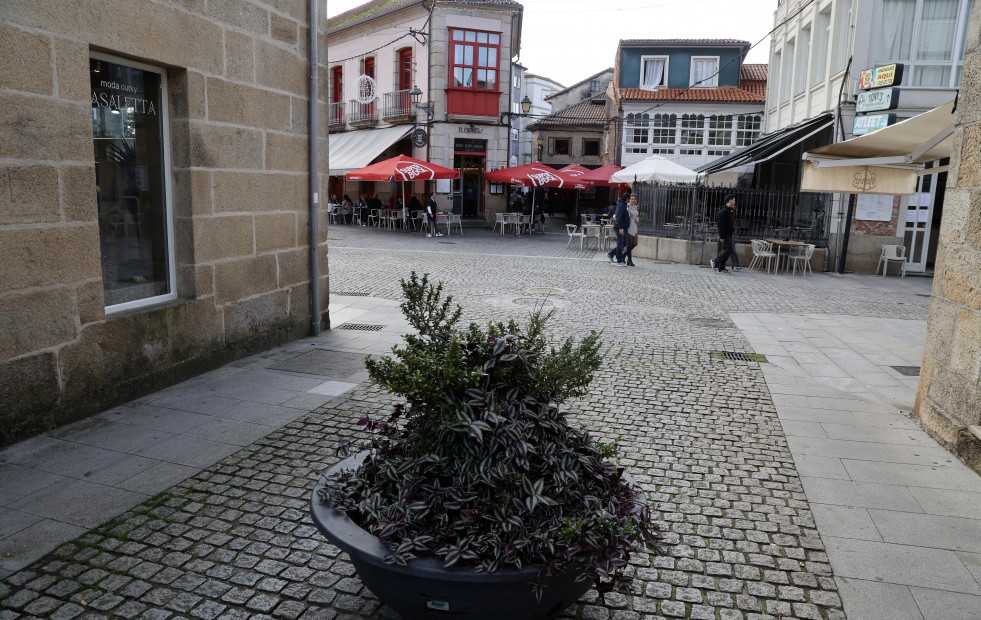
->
{"left": 915, "top": 0, "right": 981, "bottom": 472}
{"left": 0, "top": 0, "right": 328, "bottom": 445}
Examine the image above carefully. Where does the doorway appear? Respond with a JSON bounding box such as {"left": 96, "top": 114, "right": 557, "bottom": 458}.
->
{"left": 902, "top": 160, "right": 946, "bottom": 273}
{"left": 454, "top": 153, "right": 485, "bottom": 218}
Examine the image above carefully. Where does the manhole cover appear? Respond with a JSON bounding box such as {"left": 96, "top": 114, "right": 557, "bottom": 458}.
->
{"left": 331, "top": 291, "right": 369, "bottom": 297}
{"left": 526, "top": 287, "right": 565, "bottom": 295}
{"left": 690, "top": 318, "right": 729, "bottom": 328}
{"left": 891, "top": 365, "right": 921, "bottom": 376}
{"left": 717, "top": 351, "right": 767, "bottom": 363}
{"left": 513, "top": 298, "right": 554, "bottom": 309}
{"left": 337, "top": 323, "right": 385, "bottom": 331}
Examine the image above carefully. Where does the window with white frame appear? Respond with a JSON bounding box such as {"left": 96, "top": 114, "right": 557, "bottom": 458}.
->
{"left": 680, "top": 114, "right": 705, "bottom": 144}
{"left": 625, "top": 113, "right": 650, "bottom": 152}
{"left": 812, "top": 7, "right": 831, "bottom": 85}
{"left": 770, "top": 51, "right": 782, "bottom": 107}
{"left": 651, "top": 113, "right": 677, "bottom": 144}
{"left": 707, "top": 115, "right": 733, "bottom": 146}
{"left": 651, "top": 147, "right": 675, "bottom": 154}
{"left": 781, "top": 39, "right": 795, "bottom": 101}
{"left": 796, "top": 25, "right": 811, "bottom": 94}
{"left": 91, "top": 54, "right": 175, "bottom": 311}
{"left": 640, "top": 56, "right": 669, "bottom": 89}
{"left": 875, "top": 0, "right": 974, "bottom": 88}
{"left": 690, "top": 56, "right": 719, "bottom": 87}
{"left": 735, "top": 114, "right": 762, "bottom": 146}
{"left": 833, "top": 0, "right": 853, "bottom": 71}
{"left": 679, "top": 148, "right": 703, "bottom": 155}
{"left": 707, "top": 148, "right": 731, "bottom": 156}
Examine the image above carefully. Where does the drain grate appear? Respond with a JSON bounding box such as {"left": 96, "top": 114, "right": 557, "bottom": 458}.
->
{"left": 891, "top": 365, "right": 921, "bottom": 376}
{"left": 336, "top": 323, "right": 385, "bottom": 332}
{"left": 717, "top": 351, "right": 768, "bottom": 363}
{"left": 690, "top": 318, "right": 729, "bottom": 328}
{"left": 331, "top": 291, "right": 369, "bottom": 297}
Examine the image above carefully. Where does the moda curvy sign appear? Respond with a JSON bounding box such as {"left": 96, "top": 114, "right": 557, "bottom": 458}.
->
{"left": 853, "top": 113, "right": 897, "bottom": 136}
{"left": 859, "top": 63, "right": 904, "bottom": 89}
{"left": 856, "top": 87, "right": 900, "bottom": 113}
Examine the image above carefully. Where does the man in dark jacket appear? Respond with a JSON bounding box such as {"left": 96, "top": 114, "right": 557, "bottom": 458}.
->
{"left": 606, "top": 192, "right": 631, "bottom": 266}
{"left": 710, "top": 194, "right": 737, "bottom": 273}
{"left": 425, "top": 192, "right": 442, "bottom": 237}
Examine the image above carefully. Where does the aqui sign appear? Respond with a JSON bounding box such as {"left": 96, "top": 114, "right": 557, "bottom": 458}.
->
{"left": 859, "top": 63, "right": 904, "bottom": 89}
{"left": 853, "top": 113, "right": 897, "bottom": 135}
{"left": 856, "top": 87, "right": 900, "bottom": 113}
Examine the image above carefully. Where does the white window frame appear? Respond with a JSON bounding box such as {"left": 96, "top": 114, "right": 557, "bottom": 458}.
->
{"left": 812, "top": 7, "right": 831, "bottom": 85}
{"left": 92, "top": 51, "right": 177, "bottom": 314}
{"left": 833, "top": 0, "right": 853, "bottom": 72}
{"left": 690, "top": 56, "right": 720, "bottom": 87}
{"left": 795, "top": 25, "right": 811, "bottom": 95}
{"left": 781, "top": 39, "right": 795, "bottom": 101}
{"left": 640, "top": 55, "right": 670, "bottom": 89}
{"left": 769, "top": 51, "right": 782, "bottom": 109}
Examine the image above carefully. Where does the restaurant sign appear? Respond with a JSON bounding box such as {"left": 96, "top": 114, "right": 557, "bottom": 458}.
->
{"left": 856, "top": 87, "right": 900, "bottom": 113}
{"left": 853, "top": 113, "right": 897, "bottom": 136}
{"left": 859, "top": 63, "right": 904, "bottom": 90}
{"left": 454, "top": 138, "right": 486, "bottom": 153}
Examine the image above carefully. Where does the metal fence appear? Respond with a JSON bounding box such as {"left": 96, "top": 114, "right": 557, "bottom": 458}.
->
{"left": 633, "top": 184, "right": 832, "bottom": 247}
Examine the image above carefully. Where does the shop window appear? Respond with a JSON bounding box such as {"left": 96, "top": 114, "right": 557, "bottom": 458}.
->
{"left": 91, "top": 54, "right": 175, "bottom": 311}
{"left": 582, "top": 139, "right": 600, "bottom": 156}
{"left": 553, "top": 138, "right": 570, "bottom": 155}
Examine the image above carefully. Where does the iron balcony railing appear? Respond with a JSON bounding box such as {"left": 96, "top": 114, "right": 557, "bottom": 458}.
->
{"left": 633, "top": 183, "right": 833, "bottom": 247}
{"left": 348, "top": 100, "right": 376, "bottom": 125}
{"left": 328, "top": 102, "right": 345, "bottom": 128}
{"left": 382, "top": 89, "right": 414, "bottom": 120}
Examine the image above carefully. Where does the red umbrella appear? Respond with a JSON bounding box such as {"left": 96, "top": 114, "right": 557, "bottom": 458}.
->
{"left": 486, "top": 164, "right": 587, "bottom": 234}
{"left": 577, "top": 165, "right": 626, "bottom": 186}
{"left": 346, "top": 155, "right": 459, "bottom": 230}
{"left": 345, "top": 154, "right": 459, "bottom": 181}
{"left": 558, "top": 164, "right": 592, "bottom": 178}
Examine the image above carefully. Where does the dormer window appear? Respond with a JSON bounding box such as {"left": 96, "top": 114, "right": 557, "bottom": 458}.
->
{"left": 690, "top": 56, "right": 719, "bottom": 87}
{"left": 640, "top": 56, "right": 669, "bottom": 90}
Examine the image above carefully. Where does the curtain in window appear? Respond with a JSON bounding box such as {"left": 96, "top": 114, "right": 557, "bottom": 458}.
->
{"left": 878, "top": 0, "right": 916, "bottom": 59}
{"left": 691, "top": 59, "right": 717, "bottom": 86}
{"left": 916, "top": 0, "right": 958, "bottom": 60}
{"left": 642, "top": 59, "right": 665, "bottom": 90}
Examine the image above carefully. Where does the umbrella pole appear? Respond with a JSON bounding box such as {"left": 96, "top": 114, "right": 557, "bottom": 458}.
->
{"left": 529, "top": 190, "right": 536, "bottom": 236}
{"left": 402, "top": 181, "right": 407, "bottom": 231}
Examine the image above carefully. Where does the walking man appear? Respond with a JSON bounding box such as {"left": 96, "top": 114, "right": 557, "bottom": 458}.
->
{"left": 710, "top": 194, "right": 736, "bottom": 273}
{"left": 607, "top": 192, "right": 630, "bottom": 266}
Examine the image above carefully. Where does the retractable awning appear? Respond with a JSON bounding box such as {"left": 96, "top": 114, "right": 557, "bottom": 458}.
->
{"left": 800, "top": 100, "right": 955, "bottom": 195}
{"left": 695, "top": 114, "right": 834, "bottom": 175}
{"left": 328, "top": 126, "right": 412, "bottom": 176}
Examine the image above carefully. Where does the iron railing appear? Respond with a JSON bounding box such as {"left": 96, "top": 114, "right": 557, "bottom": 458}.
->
{"left": 382, "top": 89, "right": 414, "bottom": 120}
{"left": 328, "top": 102, "right": 345, "bottom": 128}
{"left": 348, "top": 100, "right": 376, "bottom": 124}
{"left": 633, "top": 183, "right": 832, "bottom": 247}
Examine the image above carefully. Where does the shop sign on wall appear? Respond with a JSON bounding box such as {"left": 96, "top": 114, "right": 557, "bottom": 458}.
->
{"left": 855, "top": 193, "right": 894, "bottom": 221}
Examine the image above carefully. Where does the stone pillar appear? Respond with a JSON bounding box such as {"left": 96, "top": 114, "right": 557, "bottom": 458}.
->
{"left": 914, "top": 1, "right": 981, "bottom": 472}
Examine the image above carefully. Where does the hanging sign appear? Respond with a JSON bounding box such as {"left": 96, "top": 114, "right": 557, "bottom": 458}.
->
{"left": 853, "top": 113, "right": 897, "bottom": 136}
{"left": 411, "top": 128, "right": 428, "bottom": 148}
{"left": 859, "top": 63, "right": 904, "bottom": 89}
{"left": 856, "top": 87, "right": 900, "bottom": 113}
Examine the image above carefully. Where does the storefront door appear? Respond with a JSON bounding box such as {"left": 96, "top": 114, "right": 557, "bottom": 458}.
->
{"left": 902, "top": 162, "right": 945, "bottom": 273}
{"left": 454, "top": 139, "right": 486, "bottom": 218}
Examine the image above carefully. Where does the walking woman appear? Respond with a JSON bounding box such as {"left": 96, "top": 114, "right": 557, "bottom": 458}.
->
{"left": 625, "top": 194, "right": 639, "bottom": 266}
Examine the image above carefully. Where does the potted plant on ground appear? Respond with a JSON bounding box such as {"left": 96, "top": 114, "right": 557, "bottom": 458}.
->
{"left": 311, "top": 273, "right": 659, "bottom": 619}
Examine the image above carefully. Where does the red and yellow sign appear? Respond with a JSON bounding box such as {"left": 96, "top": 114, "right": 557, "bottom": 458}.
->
{"left": 859, "top": 64, "right": 904, "bottom": 89}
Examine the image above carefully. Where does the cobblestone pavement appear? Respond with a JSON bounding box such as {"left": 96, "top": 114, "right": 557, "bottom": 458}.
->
{"left": 1, "top": 225, "right": 934, "bottom": 619}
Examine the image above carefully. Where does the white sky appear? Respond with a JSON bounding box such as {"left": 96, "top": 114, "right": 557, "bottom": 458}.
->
{"left": 325, "top": 0, "right": 775, "bottom": 87}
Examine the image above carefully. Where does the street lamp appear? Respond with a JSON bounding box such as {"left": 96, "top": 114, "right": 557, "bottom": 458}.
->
{"left": 537, "top": 135, "right": 544, "bottom": 162}
{"left": 499, "top": 95, "right": 533, "bottom": 126}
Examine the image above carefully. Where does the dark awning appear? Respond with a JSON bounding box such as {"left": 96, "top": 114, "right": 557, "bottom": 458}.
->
{"left": 696, "top": 114, "right": 834, "bottom": 175}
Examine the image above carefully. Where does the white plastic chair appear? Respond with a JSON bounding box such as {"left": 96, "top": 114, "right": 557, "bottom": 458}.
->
{"left": 749, "top": 240, "right": 777, "bottom": 273}
{"left": 790, "top": 244, "right": 815, "bottom": 277}
{"left": 877, "top": 244, "right": 907, "bottom": 277}
{"left": 565, "top": 224, "right": 584, "bottom": 248}
{"left": 492, "top": 213, "right": 505, "bottom": 234}
{"left": 447, "top": 214, "right": 463, "bottom": 235}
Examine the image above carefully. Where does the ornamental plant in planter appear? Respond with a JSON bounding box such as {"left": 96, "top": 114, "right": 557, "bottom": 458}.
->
{"left": 312, "top": 273, "right": 659, "bottom": 618}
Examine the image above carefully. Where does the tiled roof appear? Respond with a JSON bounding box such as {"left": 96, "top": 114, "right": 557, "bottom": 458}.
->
{"left": 620, "top": 38, "right": 751, "bottom": 48}
{"left": 328, "top": 0, "right": 521, "bottom": 31}
{"left": 528, "top": 99, "right": 608, "bottom": 128}
{"left": 544, "top": 68, "right": 613, "bottom": 101}
{"left": 618, "top": 87, "right": 765, "bottom": 103}
{"left": 740, "top": 64, "right": 768, "bottom": 82}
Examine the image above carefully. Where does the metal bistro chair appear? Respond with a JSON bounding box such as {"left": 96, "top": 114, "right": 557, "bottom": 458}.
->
{"left": 790, "top": 243, "right": 815, "bottom": 277}
{"left": 749, "top": 240, "right": 777, "bottom": 273}
{"left": 877, "top": 244, "right": 907, "bottom": 277}
{"left": 565, "top": 224, "right": 584, "bottom": 248}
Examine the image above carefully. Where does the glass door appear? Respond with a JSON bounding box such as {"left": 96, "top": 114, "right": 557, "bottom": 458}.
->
{"left": 902, "top": 163, "right": 940, "bottom": 273}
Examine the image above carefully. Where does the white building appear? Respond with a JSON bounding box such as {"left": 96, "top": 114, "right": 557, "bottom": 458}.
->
{"left": 519, "top": 73, "right": 564, "bottom": 163}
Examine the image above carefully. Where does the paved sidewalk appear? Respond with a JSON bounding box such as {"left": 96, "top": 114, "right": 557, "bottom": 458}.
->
{"left": 734, "top": 313, "right": 981, "bottom": 619}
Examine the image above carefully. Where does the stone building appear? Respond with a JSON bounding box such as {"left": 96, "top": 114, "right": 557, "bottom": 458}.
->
{"left": 916, "top": 0, "right": 981, "bottom": 473}
{"left": 0, "top": 1, "right": 328, "bottom": 445}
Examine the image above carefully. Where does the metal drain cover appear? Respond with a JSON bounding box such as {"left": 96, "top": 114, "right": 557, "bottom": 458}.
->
{"left": 690, "top": 318, "right": 729, "bottom": 328}
{"left": 718, "top": 351, "right": 767, "bottom": 363}
{"left": 331, "top": 291, "right": 369, "bottom": 297}
{"left": 891, "top": 365, "right": 921, "bottom": 376}
{"left": 526, "top": 287, "right": 565, "bottom": 295}
{"left": 513, "top": 298, "right": 554, "bottom": 309}
{"left": 337, "top": 323, "right": 385, "bottom": 331}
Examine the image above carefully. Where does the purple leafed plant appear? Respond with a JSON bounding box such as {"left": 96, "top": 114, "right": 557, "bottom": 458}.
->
{"left": 317, "top": 272, "right": 660, "bottom": 598}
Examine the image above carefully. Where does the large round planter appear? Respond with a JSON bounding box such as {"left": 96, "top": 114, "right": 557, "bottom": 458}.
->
{"left": 310, "top": 454, "right": 645, "bottom": 619}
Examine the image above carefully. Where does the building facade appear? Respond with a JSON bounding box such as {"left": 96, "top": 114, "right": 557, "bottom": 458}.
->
{"left": 762, "top": 0, "right": 975, "bottom": 273}
{"left": 0, "top": 0, "right": 329, "bottom": 446}
{"left": 614, "top": 40, "right": 766, "bottom": 173}
{"left": 519, "top": 72, "right": 564, "bottom": 164}
{"left": 326, "top": 0, "right": 524, "bottom": 220}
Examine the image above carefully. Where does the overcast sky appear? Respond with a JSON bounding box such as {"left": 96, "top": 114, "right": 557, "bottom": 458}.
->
{"left": 325, "top": 0, "right": 775, "bottom": 86}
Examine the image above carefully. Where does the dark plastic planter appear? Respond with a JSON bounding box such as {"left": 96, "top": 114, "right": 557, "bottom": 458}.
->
{"left": 310, "top": 453, "right": 644, "bottom": 619}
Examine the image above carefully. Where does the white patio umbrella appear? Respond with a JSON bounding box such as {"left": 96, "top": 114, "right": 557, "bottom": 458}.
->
{"left": 610, "top": 155, "right": 699, "bottom": 184}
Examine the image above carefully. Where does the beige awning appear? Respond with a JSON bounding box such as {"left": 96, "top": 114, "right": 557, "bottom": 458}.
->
{"left": 328, "top": 126, "right": 412, "bottom": 176}
{"left": 800, "top": 99, "right": 956, "bottom": 195}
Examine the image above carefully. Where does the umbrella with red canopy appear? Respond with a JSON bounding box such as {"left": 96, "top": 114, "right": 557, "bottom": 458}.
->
{"left": 345, "top": 155, "right": 459, "bottom": 230}
{"left": 577, "top": 165, "right": 626, "bottom": 186}
{"left": 558, "top": 165, "right": 596, "bottom": 218}
{"left": 486, "top": 164, "right": 588, "bottom": 233}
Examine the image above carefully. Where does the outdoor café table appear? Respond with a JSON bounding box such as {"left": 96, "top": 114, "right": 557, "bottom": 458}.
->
{"left": 766, "top": 238, "right": 806, "bottom": 272}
